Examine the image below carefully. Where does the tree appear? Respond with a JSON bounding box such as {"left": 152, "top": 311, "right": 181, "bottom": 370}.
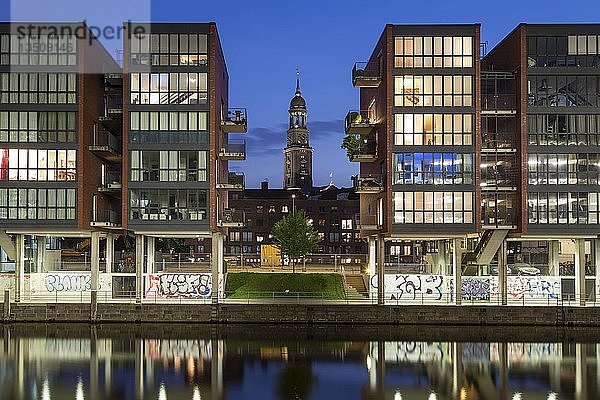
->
{"left": 271, "top": 210, "right": 318, "bottom": 273}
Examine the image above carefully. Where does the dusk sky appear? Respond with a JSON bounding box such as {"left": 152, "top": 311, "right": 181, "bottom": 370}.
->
{"left": 2, "top": 0, "right": 600, "bottom": 188}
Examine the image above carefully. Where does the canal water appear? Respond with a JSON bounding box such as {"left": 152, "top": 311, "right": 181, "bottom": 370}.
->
{"left": 0, "top": 324, "right": 598, "bottom": 400}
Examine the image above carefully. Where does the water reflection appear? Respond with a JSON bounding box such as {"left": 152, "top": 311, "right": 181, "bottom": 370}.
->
{"left": 0, "top": 325, "right": 598, "bottom": 399}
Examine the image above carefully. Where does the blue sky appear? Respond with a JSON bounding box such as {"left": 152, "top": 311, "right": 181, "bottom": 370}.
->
{"left": 3, "top": 0, "right": 600, "bottom": 187}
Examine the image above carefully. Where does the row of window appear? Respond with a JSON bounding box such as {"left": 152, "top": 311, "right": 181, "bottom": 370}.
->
{"left": 129, "top": 189, "right": 207, "bottom": 222}
{"left": 527, "top": 76, "right": 600, "bottom": 108}
{"left": 527, "top": 153, "right": 600, "bottom": 185}
{"left": 130, "top": 73, "right": 207, "bottom": 105}
{"left": 0, "top": 73, "right": 77, "bottom": 104}
{"left": 0, "top": 188, "right": 76, "bottom": 220}
{"left": 0, "top": 111, "right": 77, "bottom": 143}
{"left": 130, "top": 151, "right": 208, "bottom": 182}
{"left": 528, "top": 114, "right": 600, "bottom": 134}
{"left": 482, "top": 115, "right": 516, "bottom": 149}
{"left": 0, "top": 34, "right": 77, "bottom": 66}
{"left": 394, "top": 75, "right": 473, "bottom": 107}
{"left": 130, "top": 131, "right": 209, "bottom": 145}
{"left": 527, "top": 192, "right": 599, "bottom": 224}
{"left": 130, "top": 111, "right": 208, "bottom": 131}
{"left": 0, "top": 149, "right": 76, "bottom": 181}
{"left": 130, "top": 33, "right": 208, "bottom": 66}
{"left": 393, "top": 191, "right": 474, "bottom": 224}
{"left": 393, "top": 113, "right": 473, "bottom": 146}
{"left": 528, "top": 36, "right": 600, "bottom": 57}
{"left": 393, "top": 153, "right": 473, "bottom": 185}
{"left": 528, "top": 133, "right": 600, "bottom": 147}
{"left": 394, "top": 36, "right": 473, "bottom": 68}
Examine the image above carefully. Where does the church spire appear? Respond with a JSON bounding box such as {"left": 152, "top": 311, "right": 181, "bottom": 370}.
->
{"left": 295, "top": 67, "right": 301, "bottom": 95}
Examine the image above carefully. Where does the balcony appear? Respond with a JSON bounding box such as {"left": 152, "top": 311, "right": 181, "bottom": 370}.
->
{"left": 88, "top": 129, "right": 122, "bottom": 162}
{"left": 355, "top": 213, "right": 382, "bottom": 231}
{"left": 90, "top": 210, "right": 121, "bottom": 229}
{"left": 219, "top": 140, "right": 246, "bottom": 160}
{"left": 352, "top": 62, "right": 381, "bottom": 88}
{"left": 217, "top": 209, "right": 245, "bottom": 228}
{"left": 98, "top": 172, "right": 122, "bottom": 196}
{"left": 221, "top": 108, "right": 247, "bottom": 133}
{"left": 216, "top": 172, "right": 245, "bottom": 191}
{"left": 353, "top": 174, "right": 384, "bottom": 194}
{"left": 345, "top": 110, "right": 376, "bottom": 135}
{"left": 481, "top": 94, "right": 516, "bottom": 113}
{"left": 346, "top": 136, "right": 377, "bottom": 162}
{"left": 105, "top": 73, "right": 123, "bottom": 87}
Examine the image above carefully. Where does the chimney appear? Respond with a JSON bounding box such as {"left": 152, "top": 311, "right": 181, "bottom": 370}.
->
{"left": 261, "top": 181, "right": 269, "bottom": 190}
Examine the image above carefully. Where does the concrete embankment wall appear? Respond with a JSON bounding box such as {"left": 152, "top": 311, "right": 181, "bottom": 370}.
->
{"left": 2, "top": 302, "right": 600, "bottom": 327}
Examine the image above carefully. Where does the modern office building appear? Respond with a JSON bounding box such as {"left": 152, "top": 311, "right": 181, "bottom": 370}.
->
{"left": 0, "top": 22, "right": 247, "bottom": 301}
{"left": 349, "top": 23, "right": 600, "bottom": 304}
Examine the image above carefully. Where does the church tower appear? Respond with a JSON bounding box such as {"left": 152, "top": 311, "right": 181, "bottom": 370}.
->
{"left": 283, "top": 72, "right": 313, "bottom": 192}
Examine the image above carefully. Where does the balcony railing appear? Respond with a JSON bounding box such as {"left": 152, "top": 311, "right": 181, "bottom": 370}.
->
{"left": 354, "top": 213, "right": 382, "bottom": 231}
{"left": 89, "top": 129, "right": 122, "bottom": 161}
{"left": 352, "top": 62, "right": 381, "bottom": 88}
{"left": 353, "top": 174, "right": 384, "bottom": 194}
{"left": 217, "top": 209, "right": 245, "bottom": 228}
{"left": 99, "top": 172, "right": 122, "bottom": 194}
{"left": 348, "top": 138, "right": 377, "bottom": 162}
{"left": 105, "top": 73, "right": 123, "bottom": 87}
{"left": 91, "top": 210, "right": 121, "bottom": 228}
{"left": 216, "top": 172, "right": 245, "bottom": 191}
{"left": 219, "top": 140, "right": 246, "bottom": 160}
{"left": 345, "top": 110, "right": 376, "bottom": 135}
{"left": 481, "top": 94, "right": 516, "bottom": 112}
{"left": 221, "top": 108, "right": 247, "bottom": 133}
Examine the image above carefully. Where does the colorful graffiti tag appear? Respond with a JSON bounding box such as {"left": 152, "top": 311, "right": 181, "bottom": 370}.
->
{"left": 370, "top": 274, "right": 445, "bottom": 300}
{"left": 146, "top": 273, "right": 212, "bottom": 298}
{"left": 29, "top": 273, "right": 111, "bottom": 294}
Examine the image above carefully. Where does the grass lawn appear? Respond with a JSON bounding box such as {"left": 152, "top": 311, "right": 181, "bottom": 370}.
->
{"left": 225, "top": 272, "right": 345, "bottom": 299}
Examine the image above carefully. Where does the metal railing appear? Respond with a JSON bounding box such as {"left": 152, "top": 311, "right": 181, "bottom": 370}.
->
{"left": 91, "top": 130, "right": 122, "bottom": 154}
{"left": 217, "top": 172, "right": 245, "bottom": 189}
{"left": 353, "top": 174, "right": 384, "bottom": 192}
{"left": 221, "top": 108, "right": 247, "bottom": 133}
{"left": 481, "top": 94, "right": 516, "bottom": 111}
{"left": 219, "top": 140, "right": 246, "bottom": 157}
{"left": 348, "top": 138, "right": 377, "bottom": 161}
{"left": 91, "top": 209, "right": 121, "bottom": 225}
{"left": 352, "top": 62, "right": 381, "bottom": 87}
{"left": 217, "top": 209, "right": 245, "bottom": 227}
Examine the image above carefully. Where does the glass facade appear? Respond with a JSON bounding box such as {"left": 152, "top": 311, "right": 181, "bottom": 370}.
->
{"left": 0, "top": 73, "right": 77, "bottom": 104}
{"left": 527, "top": 35, "right": 600, "bottom": 68}
{"left": 527, "top": 114, "right": 600, "bottom": 146}
{"left": 129, "top": 111, "right": 207, "bottom": 143}
{"left": 0, "top": 111, "right": 77, "bottom": 143}
{"left": 0, "top": 188, "right": 76, "bottom": 220}
{"left": 393, "top": 153, "right": 473, "bottom": 185}
{"left": 129, "top": 189, "right": 207, "bottom": 222}
{"left": 130, "top": 72, "right": 207, "bottom": 105}
{"left": 394, "top": 36, "right": 473, "bottom": 68}
{"left": 130, "top": 33, "right": 208, "bottom": 66}
{"left": 130, "top": 150, "right": 207, "bottom": 182}
{"left": 393, "top": 191, "right": 473, "bottom": 224}
{"left": 0, "top": 149, "right": 76, "bottom": 181}
{"left": 393, "top": 113, "right": 473, "bottom": 146}
{"left": 0, "top": 34, "right": 77, "bottom": 66}
{"left": 394, "top": 75, "right": 473, "bottom": 107}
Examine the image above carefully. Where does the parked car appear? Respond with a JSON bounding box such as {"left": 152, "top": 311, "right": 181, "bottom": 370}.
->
{"left": 511, "top": 263, "right": 541, "bottom": 276}
{"left": 490, "top": 264, "right": 512, "bottom": 276}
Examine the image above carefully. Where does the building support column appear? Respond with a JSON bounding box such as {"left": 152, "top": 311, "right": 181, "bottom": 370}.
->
{"left": 574, "top": 238, "right": 586, "bottom": 306}
{"left": 498, "top": 240, "right": 507, "bottom": 306}
{"left": 548, "top": 240, "right": 560, "bottom": 276}
{"left": 376, "top": 234, "right": 385, "bottom": 305}
{"left": 91, "top": 231, "right": 100, "bottom": 292}
{"left": 211, "top": 232, "right": 224, "bottom": 303}
{"left": 368, "top": 236, "right": 376, "bottom": 299}
{"left": 452, "top": 238, "right": 462, "bottom": 305}
{"left": 105, "top": 233, "right": 114, "bottom": 274}
{"left": 594, "top": 237, "right": 600, "bottom": 302}
{"left": 135, "top": 235, "right": 144, "bottom": 303}
{"left": 436, "top": 240, "right": 448, "bottom": 275}
{"left": 14, "top": 235, "right": 24, "bottom": 303}
{"left": 575, "top": 342, "right": 588, "bottom": 400}
{"left": 146, "top": 236, "right": 155, "bottom": 275}
{"left": 36, "top": 236, "right": 46, "bottom": 273}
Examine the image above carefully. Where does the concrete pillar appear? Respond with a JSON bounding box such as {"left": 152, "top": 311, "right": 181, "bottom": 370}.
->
{"left": 36, "top": 236, "right": 46, "bottom": 273}
{"left": 211, "top": 232, "right": 224, "bottom": 303}
{"left": 498, "top": 240, "right": 507, "bottom": 306}
{"left": 548, "top": 240, "right": 560, "bottom": 276}
{"left": 135, "top": 235, "right": 144, "bottom": 303}
{"left": 91, "top": 231, "right": 100, "bottom": 292}
{"left": 105, "top": 233, "right": 114, "bottom": 274}
{"left": 435, "top": 240, "right": 448, "bottom": 275}
{"left": 575, "top": 343, "right": 587, "bottom": 400}
{"left": 574, "top": 238, "right": 586, "bottom": 306}
{"left": 368, "top": 236, "right": 376, "bottom": 276}
{"left": 146, "top": 236, "right": 155, "bottom": 275}
{"left": 14, "top": 235, "right": 24, "bottom": 303}
{"left": 376, "top": 234, "right": 385, "bottom": 305}
{"left": 452, "top": 238, "right": 462, "bottom": 305}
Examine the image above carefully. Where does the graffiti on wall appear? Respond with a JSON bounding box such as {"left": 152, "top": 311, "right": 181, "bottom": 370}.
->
{"left": 371, "top": 274, "right": 445, "bottom": 300}
{"left": 498, "top": 276, "right": 561, "bottom": 300}
{"left": 146, "top": 273, "right": 212, "bottom": 298}
{"left": 461, "top": 277, "right": 491, "bottom": 301}
{"left": 30, "top": 273, "right": 111, "bottom": 294}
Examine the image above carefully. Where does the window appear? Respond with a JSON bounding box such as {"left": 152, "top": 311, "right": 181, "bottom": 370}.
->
{"left": 268, "top": 205, "right": 276, "bottom": 213}
{"left": 341, "top": 219, "right": 353, "bottom": 230}
{"left": 241, "top": 232, "right": 252, "bottom": 242}
{"left": 129, "top": 189, "right": 207, "bottom": 222}
{"left": 256, "top": 235, "right": 264, "bottom": 243}
{"left": 0, "top": 73, "right": 77, "bottom": 104}
{"left": 528, "top": 192, "right": 598, "bottom": 225}
{"left": 130, "top": 73, "right": 207, "bottom": 105}
{"left": 393, "top": 191, "right": 473, "bottom": 224}
{"left": 0, "top": 188, "right": 75, "bottom": 220}
{"left": 282, "top": 205, "right": 289, "bottom": 213}
{"left": 329, "top": 232, "right": 340, "bottom": 242}
{"left": 0, "top": 34, "right": 77, "bottom": 67}
{"left": 256, "top": 205, "right": 263, "bottom": 214}
{"left": 393, "top": 153, "right": 473, "bottom": 185}
{"left": 0, "top": 111, "right": 76, "bottom": 143}
{"left": 129, "top": 111, "right": 207, "bottom": 144}
{"left": 395, "top": 36, "right": 473, "bottom": 68}
{"left": 0, "top": 149, "right": 76, "bottom": 181}
{"left": 229, "top": 231, "right": 240, "bottom": 242}
{"left": 341, "top": 233, "right": 352, "bottom": 243}
{"left": 527, "top": 76, "right": 599, "bottom": 108}
{"left": 130, "top": 150, "right": 207, "bottom": 182}
{"left": 528, "top": 114, "right": 600, "bottom": 146}
{"left": 527, "top": 153, "right": 599, "bottom": 185}
{"left": 394, "top": 75, "right": 473, "bottom": 107}
{"left": 394, "top": 113, "right": 473, "bottom": 146}
{"left": 130, "top": 33, "right": 208, "bottom": 66}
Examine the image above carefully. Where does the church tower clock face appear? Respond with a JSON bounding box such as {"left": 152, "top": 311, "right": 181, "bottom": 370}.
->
{"left": 283, "top": 71, "right": 313, "bottom": 192}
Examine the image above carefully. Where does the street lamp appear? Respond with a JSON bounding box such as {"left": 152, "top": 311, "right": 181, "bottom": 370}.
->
{"left": 291, "top": 194, "right": 296, "bottom": 212}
